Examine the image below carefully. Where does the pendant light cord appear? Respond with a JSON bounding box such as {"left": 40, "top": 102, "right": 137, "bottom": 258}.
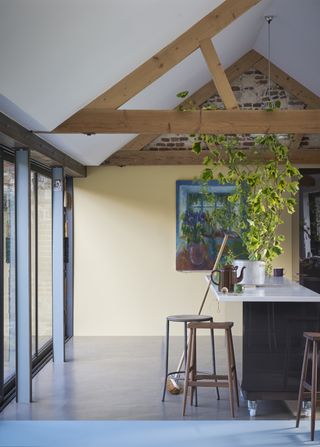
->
{"left": 265, "top": 16, "right": 273, "bottom": 101}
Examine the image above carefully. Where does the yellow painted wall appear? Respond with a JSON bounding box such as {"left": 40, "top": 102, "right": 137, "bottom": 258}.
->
{"left": 74, "top": 166, "right": 293, "bottom": 336}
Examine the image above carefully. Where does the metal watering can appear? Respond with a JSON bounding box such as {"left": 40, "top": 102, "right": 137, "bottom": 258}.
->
{"left": 211, "top": 265, "right": 246, "bottom": 293}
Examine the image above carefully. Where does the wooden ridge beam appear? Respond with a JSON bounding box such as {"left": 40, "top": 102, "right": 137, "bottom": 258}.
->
{"left": 55, "top": 0, "right": 261, "bottom": 130}
{"left": 199, "top": 38, "right": 238, "bottom": 110}
{"left": 0, "top": 113, "right": 86, "bottom": 177}
{"left": 52, "top": 109, "right": 320, "bottom": 135}
{"left": 104, "top": 149, "right": 320, "bottom": 166}
{"left": 118, "top": 49, "right": 262, "bottom": 152}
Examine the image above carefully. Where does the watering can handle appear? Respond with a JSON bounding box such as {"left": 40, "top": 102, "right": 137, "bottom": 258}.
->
{"left": 211, "top": 270, "right": 220, "bottom": 286}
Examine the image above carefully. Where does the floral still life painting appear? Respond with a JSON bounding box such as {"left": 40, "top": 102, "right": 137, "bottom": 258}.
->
{"left": 176, "top": 180, "right": 245, "bottom": 271}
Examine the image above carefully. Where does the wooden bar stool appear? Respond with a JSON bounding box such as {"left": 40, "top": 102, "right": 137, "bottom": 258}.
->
{"left": 296, "top": 332, "right": 320, "bottom": 441}
{"left": 182, "top": 321, "right": 239, "bottom": 418}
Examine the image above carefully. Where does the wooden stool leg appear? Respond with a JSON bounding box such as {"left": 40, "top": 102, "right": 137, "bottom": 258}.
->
{"left": 184, "top": 322, "right": 188, "bottom": 373}
{"left": 226, "top": 328, "right": 235, "bottom": 418}
{"left": 296, "top": 339, "right": 310, "bottom": 428}
{"left": 311, "top": 340, "right": 318, "bottom": 441}
{"left": 229, "top": 328, "right": 239, "bottom": 407}
{"left": 190, "top": 328, "right": 195, "bottom": 406}
{"left": 190, "top": 329, "right": 198, "bottom": 407}
{"left": 182, "top": 328, "right": 194, "bottom": 416}
{"left": 209, "top": 319, "right": 220, "bottom": 400}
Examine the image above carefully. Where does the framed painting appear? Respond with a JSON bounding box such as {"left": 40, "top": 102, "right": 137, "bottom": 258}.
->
{"left": 176, "top": 180, "right": 245, "bottom": 271}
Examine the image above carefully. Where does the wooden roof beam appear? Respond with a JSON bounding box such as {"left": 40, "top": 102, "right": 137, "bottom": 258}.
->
{"left": 105, "top": 149, "right": 320, "bottom": 166}
{"left": 117, "top": 49, "right": 262, "bottom": 153}
{"left": 55, "top": 0, "right": 261, "bottom": 131}
{"left": 52, "top": 109, "right": 320, "bottom": 135}
{"left": 199, "top": 39, "right": 238, "bottom": 110}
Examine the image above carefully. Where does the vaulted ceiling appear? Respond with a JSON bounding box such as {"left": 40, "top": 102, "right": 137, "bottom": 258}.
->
{"left": 0, "top": 0, "right": 319, "bottom": 166}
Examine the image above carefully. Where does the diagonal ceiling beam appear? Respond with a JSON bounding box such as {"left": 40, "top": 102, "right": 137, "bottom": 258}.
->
{"left": 199, "top": 38, "right": 238, "bottom": 110}
{"left": 51, "top": 109, "right": 320, "bottom": 135}
{"left": 55, "top": 0, "right": 261, "bottom": 131}
{"left": 113, "top": 49, "right": 263, "bottom": 154}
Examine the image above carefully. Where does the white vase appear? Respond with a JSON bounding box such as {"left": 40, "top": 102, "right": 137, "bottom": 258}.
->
{"left": 234, "top": 260, "right": 266, "bottom": 285}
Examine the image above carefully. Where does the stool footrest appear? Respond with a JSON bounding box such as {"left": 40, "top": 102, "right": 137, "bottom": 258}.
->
{"left": 188, "top": 380, "right": 230, "bottom": 388}
{"left": 195, "top": 374, "right": 228, "bottom": 381}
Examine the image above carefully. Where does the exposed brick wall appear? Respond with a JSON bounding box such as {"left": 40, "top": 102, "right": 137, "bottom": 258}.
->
{"left": 144, "top": 69, "right": 320, "bottom": 151}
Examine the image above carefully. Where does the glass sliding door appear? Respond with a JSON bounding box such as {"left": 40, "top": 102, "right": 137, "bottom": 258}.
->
{"left": 1, "top": 155, "right": 71, "bottom": 406}
{"left": 31, "top": 172, "right": 37, "bottom": 356}
{"left": 3, "top": 160, "right": 15, "bottom": 383}
{"left": 37, "top": 174, "right": 52, "bottom": 350}
{"left": 30, "top": 170, "right": 53, "bottom": 361}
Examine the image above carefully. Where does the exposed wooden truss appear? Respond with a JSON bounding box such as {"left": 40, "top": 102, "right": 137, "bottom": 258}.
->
{"left": 53, "top": 109, "right": 320, "bottom": 135}
{"left": 48, "top": 0, "right": 320, "bottom": 168}
{"left": 54, "top": 0, "right": 261, "bottom": 131}
{"left": 199, "top": 38, "right": 238, "bottom": 110}
{"left": 112, "top": 50, "right": 320, "bottom": 162}
{"left": 118, "top": 49, "right": 262, "bottom": 152}
{"left": 0, "top": 113, "right": 86, "bottom": 177}
{"left": 105, "top": 149, "right": 320, "bottom": 166}
{"left": 112, "top": 50, "right": 320, "bottom": 156}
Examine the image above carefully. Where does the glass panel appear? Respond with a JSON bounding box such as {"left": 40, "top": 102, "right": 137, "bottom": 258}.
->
{"left": 31, "top": 172, "right": 37, "bottom": 355}
{"left": 300, "top": 172, "right": 320, "bottom": 293}
{"left": 37, "top": 174, "right": 52, "bottom": 350}
{"left": 3, "top": 161, "right": 15, "bottom": 382}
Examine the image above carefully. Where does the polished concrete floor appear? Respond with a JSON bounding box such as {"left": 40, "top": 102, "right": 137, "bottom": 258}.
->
{"left": 0, "top": 336, "right": 298, "bottom": 420}
{"left": 0, "top": 420, "right": 315, "bottom": 447}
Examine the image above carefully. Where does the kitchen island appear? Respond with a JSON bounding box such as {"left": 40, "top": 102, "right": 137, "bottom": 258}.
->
{"left": 209, "top": 276, "right": 320, "bottom": 416}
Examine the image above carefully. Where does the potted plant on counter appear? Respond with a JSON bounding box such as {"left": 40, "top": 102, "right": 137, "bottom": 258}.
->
{"left": 193, "top": 133, "right": 302, "bottom": 283}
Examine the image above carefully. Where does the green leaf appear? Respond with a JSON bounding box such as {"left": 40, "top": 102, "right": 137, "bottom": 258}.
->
{"left": 192, "top": 141, "right": 202, "bottom": 154}
{"left": 201, "top": 168, "right": 213, "bottom": 181}
{"left": 274, "top": 100, "right": 281, "bottom": 109}
{"left": 176, "top": 90, "right": 189, "bottom": 98}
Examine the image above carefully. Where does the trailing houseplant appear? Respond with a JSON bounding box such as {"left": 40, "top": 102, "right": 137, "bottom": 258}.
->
{"left": 176, "top": 90, "right": 302, "bottom": 278}
{"left": 193, "top": 133, "right": 302, "bottom": 275}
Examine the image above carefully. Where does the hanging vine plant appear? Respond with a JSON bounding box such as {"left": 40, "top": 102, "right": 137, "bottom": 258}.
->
{"left": 196, "top": 133, "right": 301, "bottom": 268}
{"left": 177, "top": 91, "right": 302, "bottom": 270}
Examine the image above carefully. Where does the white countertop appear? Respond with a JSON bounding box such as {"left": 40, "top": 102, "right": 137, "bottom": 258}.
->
{"left": 206, "top": 276, "right": 320, "bottom": 302}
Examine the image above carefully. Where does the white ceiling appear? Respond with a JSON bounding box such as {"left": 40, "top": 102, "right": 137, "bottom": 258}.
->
{"left": 0, "top": 0, "right": 319, "bottom": 165}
